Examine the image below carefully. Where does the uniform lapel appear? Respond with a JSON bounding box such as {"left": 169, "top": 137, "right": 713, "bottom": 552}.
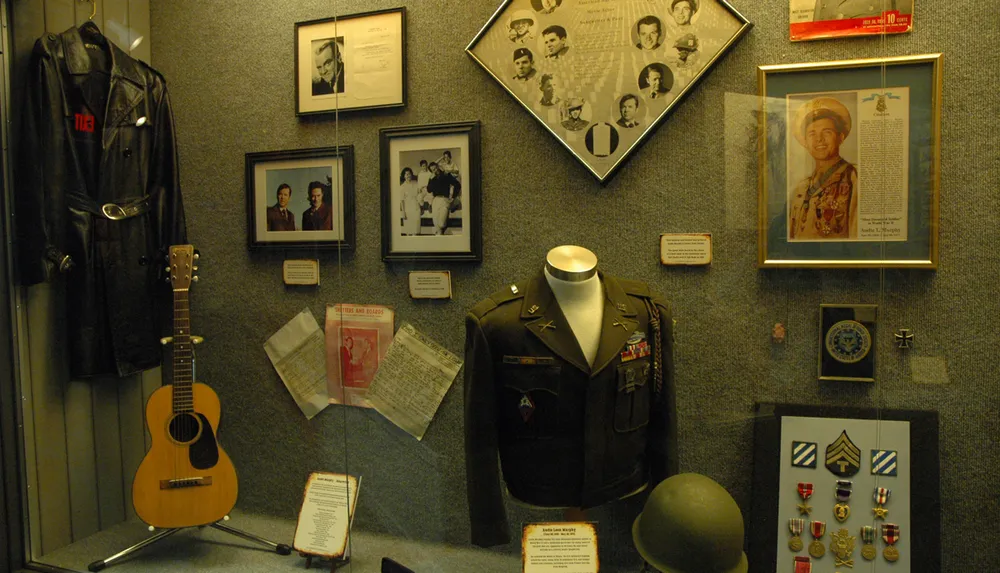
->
{"left": 522, "top": 275, "right": 590, "bottom": 375}
{"left": 590, "top": 274, "right": 640, "bottom": 376}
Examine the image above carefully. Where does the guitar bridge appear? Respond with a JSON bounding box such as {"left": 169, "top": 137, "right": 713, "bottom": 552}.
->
{"left": 160, "top": 476, "right": 213, "bottom": 489}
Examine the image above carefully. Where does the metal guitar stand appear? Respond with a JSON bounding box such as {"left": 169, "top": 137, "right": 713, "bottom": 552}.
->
{"left": 87, "top": 515, "right": 292, "bottom": 571}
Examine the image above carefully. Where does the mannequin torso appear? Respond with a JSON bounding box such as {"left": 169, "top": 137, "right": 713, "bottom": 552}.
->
{"left": 544, "top": 246, "right": 604, "bottom": 366}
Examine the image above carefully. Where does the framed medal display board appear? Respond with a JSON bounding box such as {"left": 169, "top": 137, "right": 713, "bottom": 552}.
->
{"left": 466, "top": 0, "right": 751, "bottom": 183}
{"left": 750, "top": 403, "right": 940, "bottom": 573}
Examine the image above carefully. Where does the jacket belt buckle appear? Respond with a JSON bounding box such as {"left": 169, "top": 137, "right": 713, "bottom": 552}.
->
{"left": 101, "top": 203, "right": 129, "bottom": 220}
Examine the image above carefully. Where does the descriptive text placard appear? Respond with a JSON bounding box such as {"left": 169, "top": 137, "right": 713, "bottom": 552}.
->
{"left": 522, "top": 522, "right": 598, "bottom": 573}
{"left": 408, "top": 271, "right": 452, "bottom": 299}
{"left": 283, "top": 260, "right": 320, "bottom": 285}
{"left": 659, "top": 233, "right": 712, "bottom": 266}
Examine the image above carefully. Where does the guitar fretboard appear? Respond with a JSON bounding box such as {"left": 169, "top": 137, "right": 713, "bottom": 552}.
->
{"left": 172, "top": 290, "right": 194, "bottom": 413}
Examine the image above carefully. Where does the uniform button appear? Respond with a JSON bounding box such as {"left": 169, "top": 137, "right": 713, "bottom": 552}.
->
{"left": 138, "top": 256, "right": 148, "bottom": 265}
{"left": 135, "top": 117, "right": 147, "bottom": 127}
{"left": 123, "top": 148, "right": 132, "bottom": 158}
{"left": 47, "top": 34, "right": 56, "bottom": 41}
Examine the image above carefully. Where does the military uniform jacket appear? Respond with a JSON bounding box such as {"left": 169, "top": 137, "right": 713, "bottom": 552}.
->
{"left": 464, "top": 273, "right": 678, "bottom": 547}
{"left": 14, "top": 22, "right": 186, "bottom": 377}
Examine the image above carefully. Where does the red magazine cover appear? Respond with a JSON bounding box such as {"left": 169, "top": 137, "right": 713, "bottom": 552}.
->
{"left": 790, "top": 0, "right": 913, "bottom": 41}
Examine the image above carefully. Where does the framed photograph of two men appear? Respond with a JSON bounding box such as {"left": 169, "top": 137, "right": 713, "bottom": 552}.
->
{"left": 466, "top": 0, "right": 751, "bottom": 183}
{"left": 757, "top": 54, "right": 942, "bottom": 269}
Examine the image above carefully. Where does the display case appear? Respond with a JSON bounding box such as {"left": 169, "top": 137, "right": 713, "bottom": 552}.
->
{"left": 0, "top": 1, "right": 994, "bottom": 573}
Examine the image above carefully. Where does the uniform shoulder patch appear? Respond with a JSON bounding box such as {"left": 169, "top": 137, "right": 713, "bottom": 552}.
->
{"left": 469, "top": 282, "right": 526, "bottom": 318}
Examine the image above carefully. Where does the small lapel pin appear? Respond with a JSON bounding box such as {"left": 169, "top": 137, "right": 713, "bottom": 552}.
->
{"left": 612, "top": 320, "right": 630, "bottom": 331}
{"left": 538, "top": 320, "right": 556, "bottom": 332}
{"left": 616, "top": 302, "right": 627, "bottom": 311}
{"left": 135, "top": 116, "right": 147, "bottom": 127}
{"left": 528, "top": 304, "right": 539, "bottom": 314}
{"left": 510, "top": 284, "right": 519, "bottom": 294}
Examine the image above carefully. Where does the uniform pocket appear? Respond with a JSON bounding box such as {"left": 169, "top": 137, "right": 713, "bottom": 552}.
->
{"left": 501, "top": 361, "right": 562, "bottom": 439}
{"left": 614, "top": 360, "right": 650, "bottom": 432}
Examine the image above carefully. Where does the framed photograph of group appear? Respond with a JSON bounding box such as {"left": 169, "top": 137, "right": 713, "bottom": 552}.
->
{"left": 757, "top": 54, "right": 942, "bottom": 269}
{"left": 466, "top": 0, "right": 752, "bottom": 183}
{"left": 245, "top": 146, "right": 356, "bottom": 250}
{"left": 750, "top": 403, "right": 940, "bottom": 573}
{"left": 294, "top": 7, "right": 407, "bottom": 116}
{"left": 379, "top": 121, "right": 483, "bottom": 262}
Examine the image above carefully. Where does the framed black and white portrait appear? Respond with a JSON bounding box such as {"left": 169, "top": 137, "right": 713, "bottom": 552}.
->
{"left": 245, "top": 146, "right": 355, "bottom": 250}
{"left": 295, "top": 8, "right": 406, "bottom": 116}
{"left": 379, "top": 122, "right": 482, "bottom": 262}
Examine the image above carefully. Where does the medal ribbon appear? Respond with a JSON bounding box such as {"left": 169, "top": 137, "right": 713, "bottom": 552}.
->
{"left": 873, "top": 487, "right": 890, "bottom": 505}
{"left": 798, "top": 482, "right": 814, "bottom": 500}
{"left": 789, "top": 518, "right": 805, "bottom": 535}
{"left": 881, "top": 523, "right": 900, "bottom": 545}
{"left": 861, "top": 525, "right": 876, "bottom": 543}
{"left": 793, "top": 556, "right": 812, "bottom": 573}
{"left": 835, "top": 480, "right": 853, "bottom": 501}
{"left": 810, "top": 521, "right": 826, "bottom": 539}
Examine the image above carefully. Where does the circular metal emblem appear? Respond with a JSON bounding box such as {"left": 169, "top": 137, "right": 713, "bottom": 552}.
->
{"left": 789, "top": 537, "right": 803, "bottom": 552}
{"left": 884, "top": 545, "right": 899, "bottom": 562}
{"left": 809, "top": 540, "right": 826, "bottom": 559}
{"left": 825, "top": 320, "right": 872, "bottom": 364}
{"left": 862, "top": 544, "right": 877, "bottom": 560}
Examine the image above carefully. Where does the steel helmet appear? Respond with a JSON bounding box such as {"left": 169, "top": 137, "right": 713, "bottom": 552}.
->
{"left": 632, "top": 473, "right": 748, "bottom": 573}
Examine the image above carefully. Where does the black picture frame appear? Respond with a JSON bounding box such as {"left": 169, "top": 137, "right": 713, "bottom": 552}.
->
{"left": 379, "top": 121, "right": 483, "bottom": 262}
{"left": 245, "top": 146, "right": 356, "bottom": 251}
{"left": 750, "top": 403, "right": 940, "bottom": 573}
{"left": 294, "top": 7, "right": 407, "bottom": 116}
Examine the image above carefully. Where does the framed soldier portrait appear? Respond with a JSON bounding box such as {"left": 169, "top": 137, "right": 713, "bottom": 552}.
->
{"left": 294, "top": 8, "right": 407, "bottom": 116}
{"left": 757, "top": 54, "right": 942, "bottom": 268}
{"left": 750, "top": 403, "right": 941, "bottom": 573}
{"left": 466, "top": 0, "right": 751, "bottom": 183}
{"left": 245, "top": 146, "right": 356, "bottom": 250}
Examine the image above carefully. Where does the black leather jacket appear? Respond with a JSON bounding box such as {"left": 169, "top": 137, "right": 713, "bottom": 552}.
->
{"left": 464, "top": 273, "right": 678, "bottom": 547}
{"left": 13, "top": 22, "right": 186, "bottom": 377}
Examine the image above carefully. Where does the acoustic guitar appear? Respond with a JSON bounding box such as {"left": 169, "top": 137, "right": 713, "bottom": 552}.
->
{"left": 132, "top": 245, "right": 238, "bottom": 528}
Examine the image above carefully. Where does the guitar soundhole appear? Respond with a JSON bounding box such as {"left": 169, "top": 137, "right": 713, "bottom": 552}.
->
{"left": 168, "top": 413, "right": 202, "bottom": 444}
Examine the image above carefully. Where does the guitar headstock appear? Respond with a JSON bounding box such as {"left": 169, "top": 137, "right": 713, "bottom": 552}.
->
{"left": 167, "top": 245, "right": 200, "bottom": 290}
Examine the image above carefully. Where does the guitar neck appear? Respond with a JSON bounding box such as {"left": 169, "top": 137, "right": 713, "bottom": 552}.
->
{"left": 172, "top": 289, "right": 194, "bottom": 413}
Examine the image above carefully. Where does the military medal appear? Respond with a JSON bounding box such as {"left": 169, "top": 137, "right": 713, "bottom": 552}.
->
{"left": 825, "top": 430, "right": 861, "bottom": 476}
{"left": 793, "top": 556, "right": 812, "bottom": 573}
{"left": 788, "top": 518, "right": 805, "bottom": 552}
{"left": 797, "top": 482, "right": 813, "bottom": 515}
{"left": 833, "top": 480, "right": 852, "bottom": 522}
{"left": 808, "top": 521, "right": 826, "bottom": 558}
{"left": 882, "top": 523, "right": 900, "bottom": 562}
{"left": 860, "top": 526, "right": 877, "bottom": 560}
{"left": 872, "top": 486, "right": 890, "bottom": 519}
{"left": 830, "top": 527, "right": 856, "bottom": 568}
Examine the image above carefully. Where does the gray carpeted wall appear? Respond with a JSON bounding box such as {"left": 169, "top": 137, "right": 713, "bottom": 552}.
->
{"left": 149, "top": 1, "right": 999, "bottom": 569}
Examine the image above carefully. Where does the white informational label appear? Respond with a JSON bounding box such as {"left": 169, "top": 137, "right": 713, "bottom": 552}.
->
{"left": 659, "top": 233, "right": 712, "bottom": 266}
{"left": 364, "top": 323, "right": 462, "bottom": 440}
{"left": 263, "top": 309, "right": 329, "bottom": 420}
{"left": 522, "top": 523, "right": 599, "bottom": 573}
{"left": 283, "top": 260, "right": 320, "bottom": 285}
{"left": 292, "top": 472, "right": 360, "bottom": 559}
{"left": 408, "top": 271, "right": 452, "bottom": 299}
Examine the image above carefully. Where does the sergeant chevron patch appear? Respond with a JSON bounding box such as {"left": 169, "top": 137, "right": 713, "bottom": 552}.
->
{"left": 825, "top": 431, "right": 861, "bottom": 477}
{"left": 792, "top": 441, "right": 818, "bottom": 468}
{"left": 871, "top": 450, "right": 898, "bottom": 476}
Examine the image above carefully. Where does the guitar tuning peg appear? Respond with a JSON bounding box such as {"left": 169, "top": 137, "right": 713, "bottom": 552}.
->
{"left": 164, "top": 266, "right": 171, "bottom": 273}
{"left": 193, "top": 253, "right": 201, "bottom": 261}
{"left": 164, "top": 276, "right": 170, "bottom": 283}
{"left": 192, "top": 266, "right": 199, "bottom": 271}
{"left": 192, "top": 275, "right": 199, "bottom": 282}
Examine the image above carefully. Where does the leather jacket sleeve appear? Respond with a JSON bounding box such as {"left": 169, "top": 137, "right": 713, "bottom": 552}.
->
{"left": 464, "top": 311, "right": 511, "bottom": 547}
{"left": 14, "top": 40, "right": 67, "bottom": 285}
{"left": 148, "top": 78, "right": 187, "bottom": 257}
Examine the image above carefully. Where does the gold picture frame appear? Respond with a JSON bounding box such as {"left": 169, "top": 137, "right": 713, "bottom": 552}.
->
{"left": 757, "top": 54, "right": 942, "bottom": 269}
